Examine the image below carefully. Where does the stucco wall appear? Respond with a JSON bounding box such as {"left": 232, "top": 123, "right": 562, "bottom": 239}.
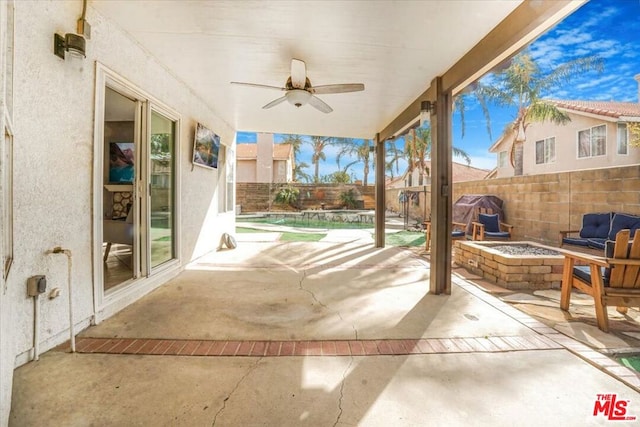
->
{"left": 236, "top": 159, "right": 256, "bottom": 182}
{"left": 1, "top": 2, "right": 236, "bottom": 421}
{"left": 494, "top": 114, "right": 640, "bottom": 178}
{"left": 0, "top": 1, "right": 13, "bottom": 423}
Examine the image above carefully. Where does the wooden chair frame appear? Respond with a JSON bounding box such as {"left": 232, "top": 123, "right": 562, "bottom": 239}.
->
{"left": 424, "top": 221, "right": 466, "bottom": 252}
{"left": 560, "top": 229, "right": 640, "bottom": 332}
{"left": 470, "top": 220, "right": 513, "bottom": 241}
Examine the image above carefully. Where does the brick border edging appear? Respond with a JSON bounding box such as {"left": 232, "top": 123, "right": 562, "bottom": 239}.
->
{"left": 452, "top": 274, "right": 640, "bottom": 392}
{"left": 68, "top": 335, "right": 560, "bottom": 357}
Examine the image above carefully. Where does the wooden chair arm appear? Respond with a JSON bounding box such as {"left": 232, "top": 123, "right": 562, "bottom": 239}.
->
{"left": 561, "top": 249, "right": 609, "bottom": 267}
{"left": 559, "top": 230, "right": 580, "bottom": 238}
{"left": 607, "top": 258, "right": 640, "bottom": 267}
{"left": 499, "top": 222, "right": 513, "bottom": 233}
{"left": 452, "top": 221, "right": 466, "bottom": 230}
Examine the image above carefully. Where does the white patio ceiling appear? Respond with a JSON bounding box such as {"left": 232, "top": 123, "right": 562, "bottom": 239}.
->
{"left": 91, "top": 0, "right": 527, "bottom": 140}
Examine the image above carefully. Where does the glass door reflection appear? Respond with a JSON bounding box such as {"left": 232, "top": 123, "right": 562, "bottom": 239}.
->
{"left": 149, "top": 111, "right": 175, "bottom": 268}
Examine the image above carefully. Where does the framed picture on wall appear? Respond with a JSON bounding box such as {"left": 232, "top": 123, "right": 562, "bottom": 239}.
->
{"left": 109, "top": 142, "right": 135, "bottom": 183}
{"left": 192, "top": 122, "right": 220, "bottom": 169}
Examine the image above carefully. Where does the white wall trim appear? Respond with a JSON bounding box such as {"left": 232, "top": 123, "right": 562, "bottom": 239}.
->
{"left": 92, "top": 62, "right": 183, "bottom": 321}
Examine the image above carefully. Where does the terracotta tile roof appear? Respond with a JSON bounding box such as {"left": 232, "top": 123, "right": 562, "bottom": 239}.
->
{"left": 236, "top": 143, "right": 293, "bottom": 160}
{"left": 388, "top": 161, "right": 490, "bottom": 187}
{"left": 273, "top": 143, "right": 293, "bottom": 160}
{"left": 549, "top": 100, "right": 640, "bottom": 118}
{"left": 451, "top": 161, "right": 491, "bottom": 182}
{"left": 236, "top": 144, "right": 257, "bottom": 159}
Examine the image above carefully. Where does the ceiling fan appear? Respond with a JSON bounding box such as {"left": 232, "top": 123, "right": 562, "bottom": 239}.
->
{"left": 231, "top": 58, "right": 364, "bottom": 113}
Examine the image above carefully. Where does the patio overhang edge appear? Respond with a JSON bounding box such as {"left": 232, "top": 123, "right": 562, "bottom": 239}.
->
{"left": 377, "top": 0, "right": 587, "bottom": 142}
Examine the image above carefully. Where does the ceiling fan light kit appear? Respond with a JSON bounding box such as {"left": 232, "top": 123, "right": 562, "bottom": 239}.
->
{"left": 286, "top": 89, "right": 311, "bottom": 107}
{"left": 231, "top": 58, "right": 364, "bottom": 113}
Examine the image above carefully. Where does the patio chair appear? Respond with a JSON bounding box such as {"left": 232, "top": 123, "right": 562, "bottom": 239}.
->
{"left": 560, "top": 229, "right": 640, "bottom": 332}
{"left": 424, "top": 221, "right": 466, "bottom": 252}
{"left": 470, "top": 213, "right": 513, "bottom": 241}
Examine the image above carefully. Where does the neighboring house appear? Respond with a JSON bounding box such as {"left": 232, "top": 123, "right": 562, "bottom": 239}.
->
{"left": 490, "top": 75, "right": 640, "bottom": 178}
{"left": 236, "top": 133, "right": 294, "bottom": 183}
{"left": 387, "top": 161, "right": 490, "bottom": 189}
{"left": 385, "top": 161, "right": 490, "bottom": 220}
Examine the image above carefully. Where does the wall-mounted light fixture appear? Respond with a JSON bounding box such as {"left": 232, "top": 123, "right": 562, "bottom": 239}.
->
{"left": 420, "top": 100, "right": 435, "bottom": 126}
{"left": 54, "top": 33, "right": 86, "bottom": 59}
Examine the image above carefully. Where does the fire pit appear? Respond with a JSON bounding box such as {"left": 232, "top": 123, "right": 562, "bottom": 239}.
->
{"left": 454, "top": 241, "right": 565, "bottom": 290}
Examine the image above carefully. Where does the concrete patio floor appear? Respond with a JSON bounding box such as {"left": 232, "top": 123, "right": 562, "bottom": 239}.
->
{"left": 10, "top": 235, "right": 640, "bottom": 426}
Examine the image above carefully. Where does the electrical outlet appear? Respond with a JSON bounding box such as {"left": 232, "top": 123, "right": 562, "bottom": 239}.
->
{"left": 27, "top": 275, "right": 47, "bottom": 297}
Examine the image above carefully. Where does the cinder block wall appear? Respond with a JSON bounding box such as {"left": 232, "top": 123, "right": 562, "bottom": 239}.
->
{"left": 453, "top": 165, "right": 640, "bottom": 245}
{"left": 236, "top": 183, "right": 375, "bottom": 212}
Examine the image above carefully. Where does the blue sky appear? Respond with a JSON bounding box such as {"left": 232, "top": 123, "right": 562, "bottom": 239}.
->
{"left": 238, "top": 0, "right": 640, "bottom": 180}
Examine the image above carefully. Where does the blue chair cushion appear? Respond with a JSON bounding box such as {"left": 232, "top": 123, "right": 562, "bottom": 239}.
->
{"left": 478, "top": 213, "right": 500, "bottom": 233}
{"left": 608, "top": 213, "right": 640, "bottom": 240}
{"left": 485, "top": 231, "right": 511, "bottom": 239}
{"left": 580, "top": 212, "right": 612, "bottom": 239}
{"left": 573, "top": 265, "right": 609, "bottom": 286}
{"left": 562, "top": 237, "right": 590, "bottom": 247}
{"left": 587, "top": 238, "right": 607, "bottom": 250}
{"left": 452, "top": 230, "right": 465, "bottom": 238}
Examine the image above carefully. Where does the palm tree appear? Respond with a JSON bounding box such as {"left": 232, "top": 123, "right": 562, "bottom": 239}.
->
{"left": 293, "top": 161, "right": 312, "bottom": 183}
{"left": 309, "top": 136, "right": 333, "bottom": 183}
{"left": 335, "top": 139, "right": 374, "bottom": 185}
{"left": 281, "top": 134, "right": 305, "bottom": 158}
{"left": 334, "top": 138, "right": 357, "bottom": 171}
{"left": 385, "top": 139, "right": 402, "bottom": 178}
{"left": 465, "top": 51, "right": 603, "bottom": 174}
{"left": 356, "top": 140, "right": 373, "bottom": 186}
{"left": 404, "top": 126, "right": 471, "bottom": 179}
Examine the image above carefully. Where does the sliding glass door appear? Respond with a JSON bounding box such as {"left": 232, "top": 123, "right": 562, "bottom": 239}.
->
{"left": 148, "top": 110, "right": 176, "bottom": 269}
{"left": 98, "top": 73, "right": 179, "bottom": 297}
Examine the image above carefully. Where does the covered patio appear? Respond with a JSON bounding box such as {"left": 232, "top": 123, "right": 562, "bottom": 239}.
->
{"left": 11, "top": 237, "right": 640, "bottom": 425}
{"left": 7, "top": 1, "right": 640, "bottom": 425}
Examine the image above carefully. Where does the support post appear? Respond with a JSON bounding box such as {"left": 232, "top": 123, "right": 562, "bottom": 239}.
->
{"left": 375, "top": 132, "right": 385, "bottom": 248}
{"left": 429, "top": 77, "right": 452, "bottom": 295}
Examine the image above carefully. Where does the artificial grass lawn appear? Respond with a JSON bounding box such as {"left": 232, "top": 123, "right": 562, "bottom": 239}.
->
{"left": 619, "top": 356, "right": 640, "bottom": 372}
{"left": 237, "top": 217, "right": 371, "bottom": 229}
{"left": 384, "top": 231, "right": 425, "bottom": 247}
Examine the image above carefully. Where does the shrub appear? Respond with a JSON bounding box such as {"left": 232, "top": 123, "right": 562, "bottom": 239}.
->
{"left": 339, "top": 189, "right": 357, "bottom": 209}
{"left": 275, "top": 186, "right": 299, "bottom": 207}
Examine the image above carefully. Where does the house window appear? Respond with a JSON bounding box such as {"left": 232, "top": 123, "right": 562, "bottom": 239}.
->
{"left": 535, "top": 137, "right": 555, "bottom": 164}
{"left": 217, "top": 145, "right": 235, "bottom": 213}
{"left": 617, "top": 123, "right": 628, "bottom": 155}
{"left": 578, "top": 124, "right": 606, "bottom": 158}
{"left": 226, "top": 149, "right": 235, "bottom": 212}
{"left": 498, "top": 151, "right": 507, "bottom": 168}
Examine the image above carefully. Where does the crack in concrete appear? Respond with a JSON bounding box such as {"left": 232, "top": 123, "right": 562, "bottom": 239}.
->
{"left": 211, "top": 358, "right": 262, "bottom": 426}
{"left": 333, "top": 356, "right": 354, "bottom": 427}
{"left": 299, "top": 269, "right": 359, "bottom": 340}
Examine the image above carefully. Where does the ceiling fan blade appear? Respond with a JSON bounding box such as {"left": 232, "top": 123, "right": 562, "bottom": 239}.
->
{"left": 230, "top": 82, "right": 286, "bottom": 91}
{"left": 262, "top": 95, "right": 288, "bottom": 109}
{"left": 308, "top": 95, "right": 333, "bottom": 114}
{"left": 290, "top": 59, "right": 307, "bottom": 89}
{"left": 311, "top": 83, "right": 365, "bottom": 94}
